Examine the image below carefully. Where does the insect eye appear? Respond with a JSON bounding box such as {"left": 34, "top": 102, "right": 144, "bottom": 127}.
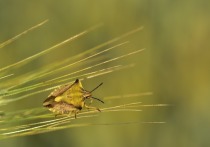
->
{"left": 83, "top": 92, "right": 91, "bottom": 98}
{"left": 84, "top": 95, "right": 91, "bottom": 99}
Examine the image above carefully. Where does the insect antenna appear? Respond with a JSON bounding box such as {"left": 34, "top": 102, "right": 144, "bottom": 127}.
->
{"left": 90, "top": 82, "right": 103, "bottom": 93}
{"left": 91, "top": 97, "right": 104, "bottom": 103}
{"left": 90, "top": 82, "right": 104, "bottom": 103}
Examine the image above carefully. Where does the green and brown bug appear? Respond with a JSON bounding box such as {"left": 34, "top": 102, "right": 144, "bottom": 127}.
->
{"left": 43, "top": 79, "right": 104, "bottom": 118}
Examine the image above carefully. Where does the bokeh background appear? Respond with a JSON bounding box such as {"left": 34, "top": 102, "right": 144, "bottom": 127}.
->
{"left": 0, "top": 0, "right": 210, "bottom": 147}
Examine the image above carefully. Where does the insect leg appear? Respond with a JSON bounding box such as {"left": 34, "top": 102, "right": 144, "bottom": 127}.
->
{"left": 84, "top": 104, "right": 101, "bottom": 112}
{"left": 74, "top": 111, "right": 77, "bottom": 119}
{"left": 67, "top": 110, "right": 78, "bottom": 119}
{"left": 67, "top": 111, "right": 72, "bottom": 118}
{"left": 86, "top": 98, "right": 93, "bottom": 106}
{"left": 55, "top": 113, "right": 61, "bottom": 117}
{"left": 74, "top": 110, "right": 80, "bottom": 119}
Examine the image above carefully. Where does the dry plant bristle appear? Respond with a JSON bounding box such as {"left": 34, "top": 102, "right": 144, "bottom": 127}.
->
{"left": 0, "top": 21, "right": 168, "bottom": 140}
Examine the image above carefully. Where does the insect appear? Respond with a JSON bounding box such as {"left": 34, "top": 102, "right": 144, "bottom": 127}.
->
{"left": 43, "top": 79, "right": 104, "bottom": 118}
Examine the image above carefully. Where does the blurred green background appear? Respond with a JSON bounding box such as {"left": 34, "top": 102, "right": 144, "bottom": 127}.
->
{"left": 0, "top": 0, "right": 210, "bottom": 146}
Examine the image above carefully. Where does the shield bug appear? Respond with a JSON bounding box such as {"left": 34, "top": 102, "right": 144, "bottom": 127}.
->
{"left": 43, "top": 79, "right": 104, "bottom": 118}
